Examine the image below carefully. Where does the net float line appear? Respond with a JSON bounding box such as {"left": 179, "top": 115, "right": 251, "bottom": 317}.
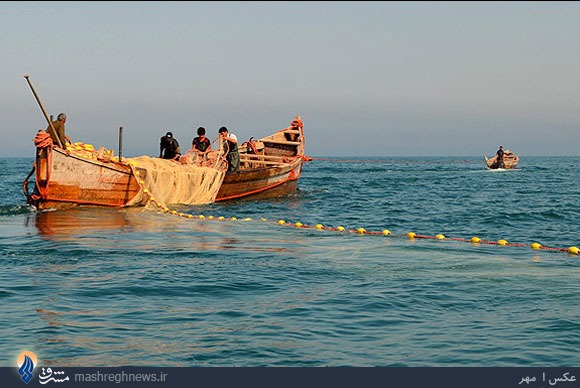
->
{"left": 131, "top": 173, "right": 579, "bottom": 257}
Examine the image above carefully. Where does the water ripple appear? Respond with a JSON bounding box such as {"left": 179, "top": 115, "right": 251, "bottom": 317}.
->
{"left": 1, "top": 156, "right": 580, "bottom": 366}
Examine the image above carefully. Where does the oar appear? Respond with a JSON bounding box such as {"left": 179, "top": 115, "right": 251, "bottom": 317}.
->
{"left": 23, "top": 74, "right": 64, "bottom": 149}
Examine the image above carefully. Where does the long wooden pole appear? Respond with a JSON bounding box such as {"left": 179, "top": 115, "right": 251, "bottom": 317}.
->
{"left": 23, "top": 74, "right": 64, "bottom": 148}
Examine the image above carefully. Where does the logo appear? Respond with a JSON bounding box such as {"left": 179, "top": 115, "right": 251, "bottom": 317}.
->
{"left": 17, "top": 351, "right": 37, "bottom": 384}
{"left": 38, "top": 367, "right": 70, "bottom": 384}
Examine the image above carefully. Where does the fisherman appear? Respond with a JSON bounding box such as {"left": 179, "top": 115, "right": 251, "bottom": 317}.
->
{"left": 192, "top": 126, "right": 212, "bottom": 156}
{"left": 159, "top": 131, "right": 181, "bottom": 160}
{"left": 218, "top": 126, "right": 240, "bottom": 172}
{"left": 46, "top": 113, "right": 68, "bottom": 147}
{"left": 494, "top": 145, "right": 504, "bottom": 169}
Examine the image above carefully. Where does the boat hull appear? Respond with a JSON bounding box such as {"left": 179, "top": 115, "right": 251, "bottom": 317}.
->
{"left": 484, "top": 152, "right": 520, "bottom": 169}
{"left": 26, "top": 145, "right": 227, "bottom": 210}
{"left": 215, "top": 116, "right": 306, "bottom": 201}
{"left": 28, "top": 147, "right": 144, "bottom": 210}
{"left": 215, "top": 157, "right": 303, "bottom": 201}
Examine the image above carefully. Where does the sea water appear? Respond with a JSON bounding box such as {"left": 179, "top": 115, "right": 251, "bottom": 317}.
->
{"left": 0, "top": 156, "right": 579, "bottom": 367}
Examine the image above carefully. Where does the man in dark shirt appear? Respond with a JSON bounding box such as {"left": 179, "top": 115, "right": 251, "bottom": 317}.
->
{"left": 192, "top": 127, "right": 211, "bottom": 156}
{"left": 159, "top": 132, "right": 181, "bottom": 160}
{"left": 495, "top": 145, "right": 504, "bottom": 168}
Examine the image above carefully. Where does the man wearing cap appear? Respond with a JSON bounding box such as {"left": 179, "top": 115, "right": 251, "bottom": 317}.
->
{"left": 159, "top": 131, "right": 181, "bottom": 160}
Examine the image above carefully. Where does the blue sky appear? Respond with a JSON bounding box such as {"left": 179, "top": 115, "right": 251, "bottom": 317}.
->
{"left": 2, "top": 1, "right": 579, "bottom": 157}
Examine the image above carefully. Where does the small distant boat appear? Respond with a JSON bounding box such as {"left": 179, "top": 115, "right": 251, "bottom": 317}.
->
{"left": 215, "top": 116, "right": 309, "bottom": 201}
{"left": 484, "top": 149, "right": 520, "bottom": 169}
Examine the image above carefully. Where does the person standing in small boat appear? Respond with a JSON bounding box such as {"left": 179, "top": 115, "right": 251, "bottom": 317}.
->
{"left": 218, "top": 126, "right": 240, "bottom": 172}
{"left": 159, "top": 131, "right": 181, "bottom": 160}
{"left": 494, "top": 145, "right": 504, "bottom": 169}
{"left": 192, "top": 126, "right": 212, "bottom": 157}
{"left": 46, "top": 113, "right": 68, "bottom": 147}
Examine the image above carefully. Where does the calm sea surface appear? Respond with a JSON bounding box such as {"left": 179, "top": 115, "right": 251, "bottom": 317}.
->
{"left": 1, "top": 156, "right": 579, "bottom": 367}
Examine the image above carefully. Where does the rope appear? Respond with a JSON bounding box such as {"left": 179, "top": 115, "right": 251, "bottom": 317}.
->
{"left": 22, "top": 165, "right": 35, "bottom": 202}
{"left": 290, "top": 116, "right": 304, "bottom": 130}
{"left": 31, "top": 131, "right": 54, "bottom": 200}
{"left": 34, "top": 131, "right": 53, "bottom": 148}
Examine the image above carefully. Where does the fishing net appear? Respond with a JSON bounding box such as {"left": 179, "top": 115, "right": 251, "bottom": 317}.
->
{"left": 124, "top": 154, "right": 227, "bottom": 209}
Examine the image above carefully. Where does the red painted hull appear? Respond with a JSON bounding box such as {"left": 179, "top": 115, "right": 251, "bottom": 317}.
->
{"left": 215, "top": 157, "right": 303, "bottom": 201}
{"left": 27, "top": 147, "right": 144, "bottom": 210}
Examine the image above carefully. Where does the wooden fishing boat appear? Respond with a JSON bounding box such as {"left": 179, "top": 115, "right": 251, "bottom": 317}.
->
{"left": 21, "top": 74, "right": 228, "bottom": 211}
{"left": 23, "top": 134, "right": 228, "bottom": 210}
{"left": 215, "top": 116, "right": 309, "bottom": 202}
{"left": 484, "top": 149, "right": 520, "bottom": 169}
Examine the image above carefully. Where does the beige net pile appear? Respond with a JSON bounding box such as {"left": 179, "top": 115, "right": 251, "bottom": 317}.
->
{"left": 124, "top": 155, "right": 227, "bottom": 209}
